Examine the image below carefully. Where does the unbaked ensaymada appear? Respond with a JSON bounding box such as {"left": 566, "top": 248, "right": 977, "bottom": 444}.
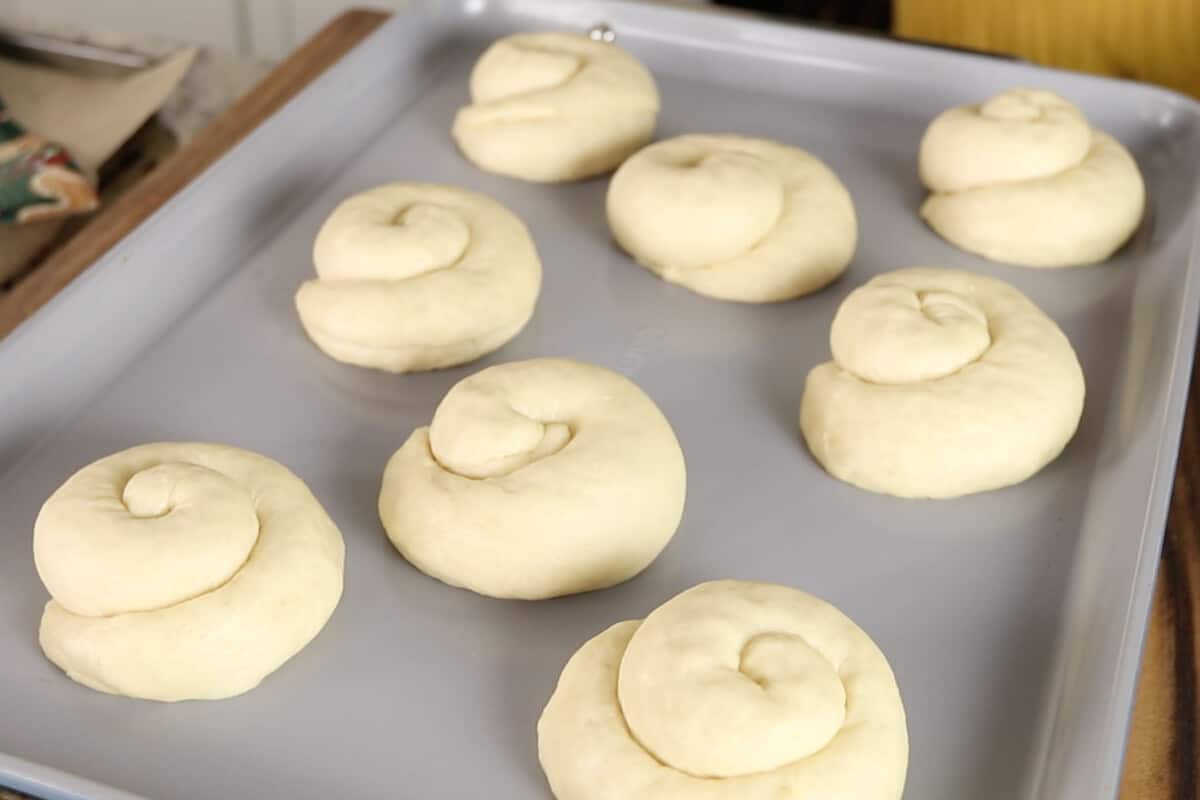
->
{"left": 800, "top": 267, "right": 1086, "bottom": 498}
{"left": 538, "top": 579, "right": 909, "bottom": 800}
{"left": 919, "top": 88, "right": 1144, "bottom": 267}
{"left": 378, "top": 357, "right": 686, "bottom": 600}
{"left": 34, "top": 442, "right": 345, "bottom": 702}
{"left": 607, "top": 134, "right": 857, "bottom": 302}
{"left": 295, "top": 182, "right": 541, "bottom": 373}
{"left": 452, "top": 32, "right": 660, "bottom": 182}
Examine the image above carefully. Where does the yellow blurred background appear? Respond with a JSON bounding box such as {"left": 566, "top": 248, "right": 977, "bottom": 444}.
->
{"left": 895, "top": 0, "right": 1199, "bottom": 98}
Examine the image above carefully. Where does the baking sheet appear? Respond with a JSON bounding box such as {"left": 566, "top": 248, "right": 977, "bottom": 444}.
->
{"left": 1, "top": 2, "right": 1199, "bottom": 799}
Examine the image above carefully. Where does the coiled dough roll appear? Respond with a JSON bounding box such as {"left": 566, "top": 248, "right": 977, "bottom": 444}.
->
{"left": 919, "top": 88, "right": 1144, "bottom": 267}
{"left": 800, "top": 267, "right": 1085, "bottom": 498}
{"left": 452, "top": 32, "right": 659, "bottom": 182}
{"left": 34, "top": 443, "right": 345, "bottom": 701}
{"left": 607, "top": 134, "right": 857, "bottom": 302}
{"left": 295, "top": 183, "right": 541, "bottom": 373}
{"left": 378, "top": 358, "right": 686, "bottom": 600}
{"left": 538, "top": 579, "right": 908, "bottom": 800}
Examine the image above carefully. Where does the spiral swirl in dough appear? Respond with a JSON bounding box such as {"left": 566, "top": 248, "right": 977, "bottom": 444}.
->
{"left": 538, "top": 579, "right": 908, "bottom": 800}
{"left": 919, "top": 88, "right": 1144, "bottom": 267}
{"left": 34, "top": 443, "right": 345, "bottom": 702}
{"left": 452, "top": 32, "right": 659, "bottom": 182}
{"left": 295, "top": 183, "right": 541, "bottom": 373}
{"left": 378, "top": 358, "right": 686, "bottom": 600}
{"left": 607, "top": 135, "right": 857, "bottom": 302}
{"left": 800, "top": 267, "right": 1085, "bottom": 498}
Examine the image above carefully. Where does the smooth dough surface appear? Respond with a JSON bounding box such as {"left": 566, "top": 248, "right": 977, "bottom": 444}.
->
{"left": 919, "top": 88, "right": 1144, "bottom": 267}
{"left": 607, "top": 134, "right": 857, "bottom": 302}
{"left": 296, "top": 183, "right": 541, "bottom": 373}
{"left": 538, "top": 579, "right": 908, "bottom": 800}
{"left": 452, "top": 32, "right": 659, "bottom": 182}
{"left": 378, "top": 358, "right": 686, "bottom": 599}
{"left": 800, "top": 267, "right": 1085, "bottom": 498}
{"left": 35, "top": 442, "right": 345, "bottom": 701}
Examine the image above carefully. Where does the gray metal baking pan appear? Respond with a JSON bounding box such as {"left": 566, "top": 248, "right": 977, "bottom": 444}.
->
{"left": 1, "top": 1, "right": 1198, "bottom": 798}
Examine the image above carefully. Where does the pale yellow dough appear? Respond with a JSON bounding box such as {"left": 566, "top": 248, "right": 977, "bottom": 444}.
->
{"left": 295, "top": 183, "right": 541, "bottom": 373}
{"left": 538, "top": 579, "right": 908, "bottom": 800}
{"left": 800, "top": 267, "right": 1086, "bottom": 498}
{"left": 919, "top": 88, "right": 1144, "bottom": 267}
{"left": 378, "top": 358, "right": 686, "bottom": 600}
{"left": 452, "top": 32, "right": 659, "bottom": 182}
{"left": 34, "top": 443, "right": 344, "bottom": 702}
{"left": 607, "top": 134, "right": 857, "bottom": 302}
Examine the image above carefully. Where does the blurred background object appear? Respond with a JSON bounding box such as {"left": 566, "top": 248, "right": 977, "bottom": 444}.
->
{"left": 716, "top": 0, "right": 891, "bottom": 29}
{"left": 0, "top": 43, "right": 194, "bottom": 278}
{"left": 0, "top": 0, "right": 1193, "bottom": 92}
{"left": 0, "top": 96, "right": 99, "bottom": 226}
{"left": 0, "top": 17, "right": 268, "bottom": 288}
{"left": 892, "top": 0, "right": 1199, "bottom": 98}
{"left": 717, "top": 0, "right": 1200, "bottom": 98}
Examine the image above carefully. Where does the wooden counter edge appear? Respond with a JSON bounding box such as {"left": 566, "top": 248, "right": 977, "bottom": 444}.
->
{"left": 1120, "top": 357, "right": 1200, "bottom": 800}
